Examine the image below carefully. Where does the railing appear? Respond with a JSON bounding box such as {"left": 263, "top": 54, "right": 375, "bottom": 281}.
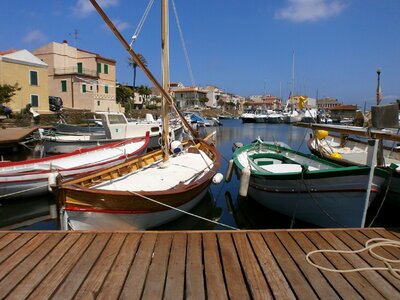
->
{"left": 54, "top": 67, "right": 98, "bottom": 77}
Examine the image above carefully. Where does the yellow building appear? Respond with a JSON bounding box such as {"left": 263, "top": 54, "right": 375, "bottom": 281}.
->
{"left": 0, "top": 49, "right": 49, "bottom": 113}
{"left": 34, "top": 41, "right": 122, "bottom": 112}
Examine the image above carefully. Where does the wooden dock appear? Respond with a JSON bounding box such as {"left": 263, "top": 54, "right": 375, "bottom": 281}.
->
{"left": 1, "top": 228, "right": 400, "bottom": 299}
{"left": 0, "top": 127, "right": 38, "bottom": 146}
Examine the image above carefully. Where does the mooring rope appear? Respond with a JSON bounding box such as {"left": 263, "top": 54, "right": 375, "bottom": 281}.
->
{"left": 127, "top": 190, "right": 238, "bottom": 230}
{"left": 0, "top": 183, "right": 49, "bottom": 199}
{"left": 306, "top": 238, "right": 400, "bottom": 279}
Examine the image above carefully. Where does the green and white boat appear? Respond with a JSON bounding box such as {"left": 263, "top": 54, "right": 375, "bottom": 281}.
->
{"left": 232, "top": 139, "right": 390, "bottom": 228}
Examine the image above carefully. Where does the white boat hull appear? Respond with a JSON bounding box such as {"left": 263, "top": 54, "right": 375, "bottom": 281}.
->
{"left": 0, "top": 137, "right": 148, "bottom": 199}
{"left": 61, "top": 188, "right": 208, "bottom": 230}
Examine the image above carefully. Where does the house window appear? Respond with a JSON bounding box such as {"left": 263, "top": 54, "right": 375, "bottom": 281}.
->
{"left": 82, "top": 84, "right": 87, "bottom": 93}
{"left": 105, "top": 85, "right": 109, "bottom": 94}
{"left": 61, "top": 80, "right": 67, "bottom": 92}
{"left": 97, "top": 101, "right": 100, "bottom": 106}
{"left": 77, "top": 62, "right": 83, "bottom": 74}
{"left": 31, "top": 95, "right": 39, "bottom": 107}
{"left": 104, "top": 64, "right": 108, "bottom": 74}
{"left": 30, "top": 71, "right": 38, "bottom": 86}
{"left": 97, "top": 62, "right": 101, "bottom": 74}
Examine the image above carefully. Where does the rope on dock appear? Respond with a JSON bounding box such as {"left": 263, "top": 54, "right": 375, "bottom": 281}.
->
{"left": 127, "top": 190, "right": 238, "bottom": 230}
{"left": 306, "top": 238, "right": 400, "bottom": 279}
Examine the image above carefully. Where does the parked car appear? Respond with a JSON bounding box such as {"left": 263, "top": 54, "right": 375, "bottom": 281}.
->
{"left": 49, "top": 96, "right": 63, "bottom": 112}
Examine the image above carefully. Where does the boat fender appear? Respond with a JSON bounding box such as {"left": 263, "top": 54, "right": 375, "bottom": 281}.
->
{"left": 212, "top": 173, "right": 224, "bottom": 184}
{"left": 232, "top": 142, "right": 243, "bottom": 153}
{"left": 225, "top": 159, "right": 234, "bottom": 182}
{"left": 239, "top": 167, "right": 251, "bottom": 197}
{"left": 170, "top": 140, "right": 183, "bottom": 155}
{"left": 48, "top": 172, "right": 58, "bottom": 192}
{"left": 316, "top": 130, "right": 328, "bottom": 140}
{"left": 331, "top": 152, "right": 342, "bottom": 159}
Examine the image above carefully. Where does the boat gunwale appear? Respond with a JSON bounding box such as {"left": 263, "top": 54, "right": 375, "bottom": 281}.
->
{"left": 233, "top": 141, "right": 390, "bottom": 179}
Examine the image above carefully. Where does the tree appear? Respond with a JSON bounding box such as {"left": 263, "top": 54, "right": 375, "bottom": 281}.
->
{"left": 127, "top": 54, "right": 148, "bottom": 89}
{"left": 0, "top": 83, "right": 21, "bottom": 105}
{"left": 116, "top": 85, "right": 134, "bottom": 110}
{"left": 199, "top": 97, "right": 209, "bottom": 107}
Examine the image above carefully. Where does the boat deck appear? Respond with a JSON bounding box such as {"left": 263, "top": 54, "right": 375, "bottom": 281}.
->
{"left": 1, "top": 228, "right": 399, "bottom": 299}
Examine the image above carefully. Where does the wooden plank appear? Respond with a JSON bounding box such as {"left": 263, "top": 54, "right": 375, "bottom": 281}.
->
{"left": 0, "top": 232, "right": 35, "bottom": 264}
{"left": 96, "top": 233, "right": 142, "bottom": 300}
{"left": 276, "top": 231, "right": 340, "bottom": 299}
{"left": 0, "top": 233, "right": 49, "bottom": 282}
{"left": 0, "top": 127, "right": 38, "bottom": 144}
{"left": 0, "top": 232, "right": 21, "bottom": 251}
{"left": 289, "top": 231, "right": 362, "bottom": 299}
{"left": 232, "top": 232, "right": 272, "bottom": 300}
{"left": 141, "top": 233, "right": 173, "bottom": 300}
{"left": 185, "top": 233, "right": 205, "bottom": 300}
{"left": 247, "top": 232, "right": 296, "bottom": 300}
{"left": 27, "top": 233, "right": 96, "bottom": 299}
{"left": 262, "top": 232, "right": 318, "bottom": 299}
{"left": 119, "top": 233, "right": 157, "bottom": 299}
{"left": 0, "top": 233, "right": 65, "bottom": 299}
{"left": 203, "top": 232, "right": 228, "bottom": 300}
{"left": 320, "top": 231, "right": 399, "bottom": 298}
{"left": 164, "top": 233, "right": 187, "bottom": 300}
{"left": 217, "top": 232, "right": 250, "bottom": 300}
{"left": 74, "top": 233, "right": 127, "bottom": 299}
{"left": 51, "top": 233, "right": 112, "bottom": 299}
{"left": 306, "top": 231, "right": 383, "bottom": 299}
{"left": 6, "top": 233, "right": 81, "bottom": 300}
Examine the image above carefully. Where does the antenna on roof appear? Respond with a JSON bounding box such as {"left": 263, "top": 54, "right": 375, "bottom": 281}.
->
{"left": 69, "top": 29, "right": 79, "bottom": 47}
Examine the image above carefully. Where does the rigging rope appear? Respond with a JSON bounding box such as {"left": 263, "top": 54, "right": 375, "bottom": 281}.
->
{"left": 306, "top": 238, "right": 400, "bottom": 279}
{"left": 171, "top": 0, "right": 196, "bottom": 86}
{"left": 127, "top": 190, "right": 238, "bottom": 230}
{"left": 129, "top": 0, "right": 155, "bottom": 47}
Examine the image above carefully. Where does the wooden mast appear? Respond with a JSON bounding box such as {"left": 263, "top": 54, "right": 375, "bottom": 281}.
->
{"left": 161, "top": 0, "right": 170, "bottom": 163}
{"left": 88, "top": 0, "right": 197, "bottom": 138}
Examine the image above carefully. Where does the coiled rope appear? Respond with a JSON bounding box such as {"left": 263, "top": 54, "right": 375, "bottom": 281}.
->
{"left": 306, "top": 238, "right": 400, "bottom": 279}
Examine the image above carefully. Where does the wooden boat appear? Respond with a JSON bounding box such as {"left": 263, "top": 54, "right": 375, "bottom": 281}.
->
{"left": 42, "top": 112, "right": 183, "bottom": 154}
{"left": 0, "top": 133, "right": 149, "bottom": 199}
{"left": 55, "top": 0, "right": 222, "bottom": 230}
{"left": 55, "top": 138, "right": 220, "bottom": 230}
{"left": 308, "top": 127, "right": 400, "bottom": 196}
{"left": 232, "top": 139, "right": 390, "bottom": 228}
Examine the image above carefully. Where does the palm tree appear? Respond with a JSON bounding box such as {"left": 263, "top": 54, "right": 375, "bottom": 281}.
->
{"left": 127, "top": 54, "right": 148, "bottom": 89}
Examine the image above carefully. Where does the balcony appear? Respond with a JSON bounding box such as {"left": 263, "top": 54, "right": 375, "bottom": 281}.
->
{"left": 54, "top": 67, "right": 98, "bottom": 78}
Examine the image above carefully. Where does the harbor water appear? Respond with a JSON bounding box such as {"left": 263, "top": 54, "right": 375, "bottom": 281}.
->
{"left": 1, "top": 119, "right": 399, "bottom": 230}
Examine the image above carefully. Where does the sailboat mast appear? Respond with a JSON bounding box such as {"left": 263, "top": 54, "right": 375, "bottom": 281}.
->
{"left": 291, "top": 50, "right": 295, "bottom": 110}
{"left": 162, "top": 0, "right": 170, "bottom": 163}
{"left": 88, "top": 0, "right": 197, "bottom": 138}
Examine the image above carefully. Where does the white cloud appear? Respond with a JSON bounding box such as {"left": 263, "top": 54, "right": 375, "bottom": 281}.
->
{"left": 72, "top": 0, "right": 119, "bottom": 18}
{"left": 113, "top": 19, "right": 130, "bottom": 31}
{"left": 22, "top": 30, "right": 47, "bottom": 44}
{"left": 275, "top": 0, "right": 346, "bottom": 23}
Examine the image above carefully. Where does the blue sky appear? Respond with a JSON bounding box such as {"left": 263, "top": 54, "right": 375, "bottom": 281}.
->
{"left": 1, "top": 0, "right": 399, "bottom": 107}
